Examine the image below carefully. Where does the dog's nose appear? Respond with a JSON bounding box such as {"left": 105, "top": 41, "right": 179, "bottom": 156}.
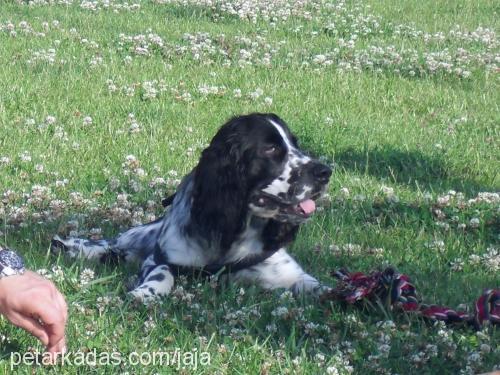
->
{"left": 312, "top": 163, "right": 332, "bottom": 183}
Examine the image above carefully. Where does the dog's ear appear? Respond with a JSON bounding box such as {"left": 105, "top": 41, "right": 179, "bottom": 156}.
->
{"left": 189, "top": 128, "right": 248, "bottom": 251}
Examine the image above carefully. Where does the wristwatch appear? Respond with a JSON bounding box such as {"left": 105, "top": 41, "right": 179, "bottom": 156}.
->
{"left": 0, "top": 249, "right": 26, "bottom": 279}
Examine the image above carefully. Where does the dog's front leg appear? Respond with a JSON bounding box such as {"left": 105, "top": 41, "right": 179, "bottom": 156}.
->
{"left": 128, "top": 254, "right": 174, "bottom": 303}
{"left": 231, "top": 249, "right": 329, "bottom": 295}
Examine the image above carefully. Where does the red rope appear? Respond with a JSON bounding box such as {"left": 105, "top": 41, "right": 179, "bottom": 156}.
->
{"left": 320, "top": 267, "right": 500, "bottom": 329}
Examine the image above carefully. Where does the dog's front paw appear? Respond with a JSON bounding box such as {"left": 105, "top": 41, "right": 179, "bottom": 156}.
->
{"left": 128, "top": 287, "right": 162, "bottom": 306}
{"left": 314, "top": 284, "right": 333, "bottom": 299}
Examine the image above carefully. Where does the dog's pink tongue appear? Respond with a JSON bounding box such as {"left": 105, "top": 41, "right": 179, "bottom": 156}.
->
{"left": 299, "top": 199, "right": 316, "bottom": 215}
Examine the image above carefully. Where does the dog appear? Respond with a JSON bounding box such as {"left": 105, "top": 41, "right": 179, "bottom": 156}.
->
{"left": 51, "top": 113, "right": 332, "bottom": 302}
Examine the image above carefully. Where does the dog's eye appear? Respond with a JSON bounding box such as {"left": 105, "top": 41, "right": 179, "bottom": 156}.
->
{"left": 264, "top": 145, "right": 279, "bottom": 155}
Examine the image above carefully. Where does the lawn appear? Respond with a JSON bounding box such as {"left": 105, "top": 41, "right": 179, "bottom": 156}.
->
{"left": 0, "top": 0, "right": 498, "bottom": 373}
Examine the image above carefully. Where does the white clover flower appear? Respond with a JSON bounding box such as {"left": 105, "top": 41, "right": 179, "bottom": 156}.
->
{"left": 315, "top": 353, "right": 326, "bottom": 363}
{"left": 19, "top": 152, "right": 32, "bottom": 162}
{"left": 142, "top": 81, "right": 158, "bottom": 99}
{"left": 411, "top": 352, "right": 425, "bottom": 363}
{"left": 378, "top": 343, "right": 391, "bottom": 356}
{"left": 437, "top": 195, "right": 451, "bottom": 206}
{"left": 313, "top": 54, "right": 327, "bottom": 64}
{"left": 468, "top": 254, "right": 481, "bottom": 265}
{"left": 450, "top": 258, "right": 464, "bottom": 271}
{"left": 353, "top": 194, "right": 366, "bottom": 202}
{"left": 479, "top": 344, "right": 491, "bottom": 353}
{"left": 425, "top": 344, "right": 438, "bottom": 357}
{"left": 329, "top": 244, "right": 340, "bottom": 254}
{"left": 469, "top": 217, "right": 480, "bottom": 228}
{"left": 249, "top": 88, "right": 264, "bottom": 100}
{"left": 271, "top": 306, "right": 289, "bottom": 317}
{"left": 36, "top": 269, "right": 50, "bottom": 278}
{"left": 0, "top": 156, "right": 11, "bottom": 165}
{"left": 426, "top": 240, "right": 445, "bottom": 252}
{"left": 144, "top": 317, "right": 157, "bottom": 331}
{"left": 339, "top": 187, "right": 350, "bottom": 197}
{"left": 377, "top": 320, "right": 396, "bottom": 331}
{"left": 265, "top": 323, "right": 277, "bottom": 332}
{"left": 279, "top": 290, "right": 294, "bottom": 301}
{"left": 466, "top": 352, "right": 481, "bottom": 363}
{"left": 79, "top": 268, "right": 95, "bottom": 286}
{"left": 123, "top": 154, "right": 139, "bottom": 169}
{"left": 51, "top": 265, "right": 65, "bottom": 282}
{"left": 83, "top": 116, "right": 93, "bottom": 126}
{"left": 343, "top": 243, "right": 362, "bottom": 255}
{"left": 129, "top": 121, "right": 140, "bottom": 133}
{"left": 45, "top": 115, "right": 56, "bottom": 124}
{"left": 25, "top": 118, "right": 36, "bottom": 126}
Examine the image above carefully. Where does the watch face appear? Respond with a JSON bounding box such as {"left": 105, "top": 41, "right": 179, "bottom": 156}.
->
{"left": 0, "top": 250, "right": 25, "bottom": 271}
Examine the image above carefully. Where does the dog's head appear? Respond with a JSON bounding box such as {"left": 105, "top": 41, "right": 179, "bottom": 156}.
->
{"left": 191, "top": 113, "right": 331, "bottom": 249}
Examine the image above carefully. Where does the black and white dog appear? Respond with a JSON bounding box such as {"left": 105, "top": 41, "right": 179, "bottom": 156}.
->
{"left": 52, "top": 113, "right": 332, "bottom": 302}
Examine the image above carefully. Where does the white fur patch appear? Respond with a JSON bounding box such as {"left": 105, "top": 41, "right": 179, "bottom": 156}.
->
{"left": 262, "top": 162, "right": 291, "bottom": 196}
{"left": 268, "top": 119, "right": 294, "bottom": 149}
{"left": 231, "top": 248, "right": 322, "bottom": 293}
{"left": 263, "top": 118, "right": 312, "bottom": 199}
{"left": 296, "top": 185, "right": 313, "bottom": 200}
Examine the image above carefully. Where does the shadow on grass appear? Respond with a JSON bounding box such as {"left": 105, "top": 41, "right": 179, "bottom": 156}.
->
{"left": 333, "top": 146, "right": 496, "bottom": 194}
{"left": 0, "top": 340, "right": 22, "bottom": 362}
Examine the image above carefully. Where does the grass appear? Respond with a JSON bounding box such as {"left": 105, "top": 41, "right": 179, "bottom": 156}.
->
{"left": 0, "top": 0, "right": 499, "bottom": 373}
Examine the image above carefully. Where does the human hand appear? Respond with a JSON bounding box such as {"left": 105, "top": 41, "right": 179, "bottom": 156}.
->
{"left": 0, "top": 270, "right": 68, "bottom": 357}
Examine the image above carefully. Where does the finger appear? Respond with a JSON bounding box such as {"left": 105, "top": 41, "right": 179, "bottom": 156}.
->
{"left": 29, "top": 303, "right": 66, "bottom": 348}
{"left": 57, "top": 336, "right": 67, "bottom": 353}
{"left": 8, "top": 311, "right": 49, "bottom": 347}
{"left": 46, "top": 336, "right": 66, "bottom": 356}
{"left": 42, "top": 279, "right": 68, "bottom": 323}
{"left": 45, "top": 321, "right": 66, "bottom": 350}
{"left": 54, "top": 291, "right": 68, "bottom": 323}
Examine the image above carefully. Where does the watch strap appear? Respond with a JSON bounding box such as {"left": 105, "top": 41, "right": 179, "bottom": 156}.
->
{"left": 0, "top": 249, "right": 26, "bottom": 279}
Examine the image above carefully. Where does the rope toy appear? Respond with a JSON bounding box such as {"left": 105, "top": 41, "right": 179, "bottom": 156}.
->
{"left": 320, "top": 267, "right": 500, "bottom": 329}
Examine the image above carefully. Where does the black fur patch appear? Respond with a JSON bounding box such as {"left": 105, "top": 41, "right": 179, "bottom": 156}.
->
{"left": 262, "top": 220, "right": 299, "bottom": 252}
{"left": 146, "top": 273, "right": 166, "bottom": 282}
